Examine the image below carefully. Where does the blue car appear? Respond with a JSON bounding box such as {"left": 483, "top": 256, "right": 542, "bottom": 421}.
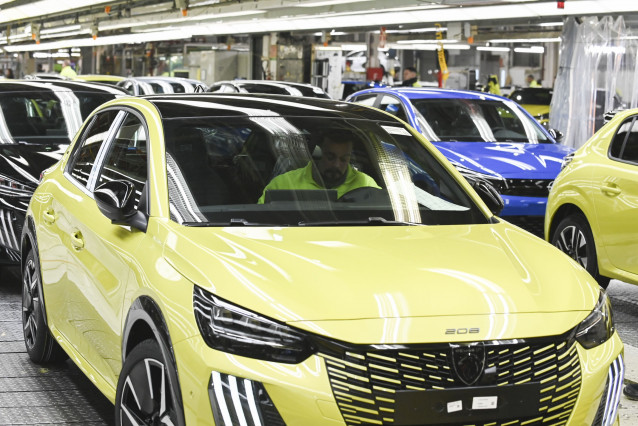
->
{"left": 346, "top": 87, "right": 574, "bottom": 235}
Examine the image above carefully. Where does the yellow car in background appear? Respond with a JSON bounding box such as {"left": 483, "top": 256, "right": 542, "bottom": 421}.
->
{"left": 74, "top": 74, "right": 126, "bottom": 86}
{"left": 22, "top": 94, "right": 624, "bottom": 425}
{"left": 546, "top": 108, "right": 638, "bottom": 289}
{"left": 509, "top": 87, "right": 552, "bottom": 128}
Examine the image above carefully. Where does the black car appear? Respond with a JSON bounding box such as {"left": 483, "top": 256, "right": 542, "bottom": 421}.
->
{"left": 208, "top": 80, "right": 331, "bottom": 98}
{"left": 0, "top": 80, "right": 125, "bottom": 264}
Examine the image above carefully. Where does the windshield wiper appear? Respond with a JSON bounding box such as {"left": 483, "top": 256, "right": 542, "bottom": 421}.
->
{"left": 298, "top": 217, "right": 419, "bottom": 226}
{"left": 182, "top": 218, "right": 273, "bottom": 227}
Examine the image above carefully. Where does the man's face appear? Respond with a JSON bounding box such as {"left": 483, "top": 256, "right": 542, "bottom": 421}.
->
{"left": 403, "top": 69, "right": 415, "bottom": 80}
{"left": 317, "top": 140, "right": 352, "bottom": 187}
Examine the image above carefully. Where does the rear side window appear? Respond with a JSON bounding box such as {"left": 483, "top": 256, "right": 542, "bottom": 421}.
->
{"left": 618, "top": 117, "right": 638, "bottom": 164}
{"left": 67, "top": 110, "right": 120, "bottom": 187}
{"left": 609, "top": 117, "right": 632, "bottom": 159}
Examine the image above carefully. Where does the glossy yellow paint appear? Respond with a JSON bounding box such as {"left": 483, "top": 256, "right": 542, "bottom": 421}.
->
{"left": 27, "top": 96, "right": 624, "bottom": 424}
{"left": 73, "top": 74, "right": 125, "bottom": 84}
{"left": 546, "top": 108, "right": 638, "bottom": 285}
{"left": 521, "top": 104, "right": 550, "bottom": 125}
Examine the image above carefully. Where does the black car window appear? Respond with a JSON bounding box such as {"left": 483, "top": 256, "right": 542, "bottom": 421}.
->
{"left": 97, "top": 113, "right": 148, "bottom": 209}
{"left": 242, "top": 84, "right": 289, "bottom": 95}
{"left": 620, "top": 117, "right": 638, "bottom": 164}
{"left": 379, "top": 95, "right": 408, "bottom": 122}
{"left": 351, "top": 94, "right": 377, "bottom": 107}
{"left": 68, "top": 110, "right": 120, "bottom": 187}
{"left": 0, "top": 93, "right": 69, "bottom": 142}
{"left": 410, "top": 98, "right": 549, "bottom": 143}
{"left": 165, "top": 116, "right": 487, "bottom": 227}
{"left": 609, "top": 117, "right": 633, "bottom": 160}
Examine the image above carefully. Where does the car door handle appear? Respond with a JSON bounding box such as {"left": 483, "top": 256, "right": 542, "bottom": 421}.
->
{"left": 43, "top": 208, "right": 55, "bottom": 224}
{"left": 70, "top": 231, "right": 84, "bottom": 250}
{"left": 601, "top": 183, "right": 621, "bottom": 196}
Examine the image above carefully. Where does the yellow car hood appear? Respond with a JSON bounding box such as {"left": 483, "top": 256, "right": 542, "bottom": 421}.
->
{"left": 522, "top": 104, "right": 550, "bottom": 118}
{"left": 164, "top": 221, "right": 598, "bottom": 327}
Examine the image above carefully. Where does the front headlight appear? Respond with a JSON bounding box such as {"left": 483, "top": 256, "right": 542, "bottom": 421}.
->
{"left": 454, "top": 164, "right": 507, "bottom": 194}
{"left": 193, "top": 286, "right": 315, "bottom": 364}
{"left": 0, "top": 174, "right": 36, "bottom": 197}
{"left": 575, "top": 291, "right": 615, "bottom": 349}
{"left": 560, "top": 152, "right": 574, "bottom": 171}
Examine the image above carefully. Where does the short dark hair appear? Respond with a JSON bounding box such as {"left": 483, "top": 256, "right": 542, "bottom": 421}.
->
{"left": 405, "top": 66, "right": 417, "bottom": 73}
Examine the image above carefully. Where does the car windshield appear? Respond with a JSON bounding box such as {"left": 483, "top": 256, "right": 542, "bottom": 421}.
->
{"left": 0, "top": 90, "right": 118, "bottom": 144}
{"left": 165, "top": 116, "right": 488, "bottom": 227}
{"left": 409, "top": 98, "right": 550, "bottom": 143}
{"left": 510, "top": 89, "right": 552, "bottom": 105}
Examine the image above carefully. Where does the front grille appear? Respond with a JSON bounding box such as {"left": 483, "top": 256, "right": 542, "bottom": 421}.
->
{"left": 502, "top": 179, "right": 553, "bottom": 197}
{"left": 505, "top": 216, "right": 545, "bottom": 238}
{"left": 321, "top": 339, "right": 581, "bottom": 426}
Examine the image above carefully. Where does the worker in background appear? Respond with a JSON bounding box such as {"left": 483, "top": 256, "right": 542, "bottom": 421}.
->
{"left": 59, "top": 60, "right": 77, "bottom": 78}
{"left": 401, "top": 67, "right": 422, "bottom": 87}
{"left": 526, "top": 74, "right": 540, "bottom": 87}
{"left": 485, "top": 74, "right": 501, "bottom": 95}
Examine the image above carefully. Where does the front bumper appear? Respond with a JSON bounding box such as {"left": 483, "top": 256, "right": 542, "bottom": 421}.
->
{"left": 174, "top": 331, "right": 623, "bottom": 425}
{"left": 500, "top": 194, "right": 547, "bottom": 217}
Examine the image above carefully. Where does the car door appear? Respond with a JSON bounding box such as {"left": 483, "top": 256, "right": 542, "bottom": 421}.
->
{"left": 593, "top": 115, "right": 638, "bottom": 274}
{"left": 41, "top": 109, "right": 121, "bottom": 347}
{"left": 57, "top": 109, "right": 149, "bottom": 389}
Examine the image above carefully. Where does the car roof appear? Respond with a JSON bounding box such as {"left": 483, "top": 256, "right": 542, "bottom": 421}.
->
{"left": 354, "top": 87, "right": 513, "bottom": 102}
{"left": 144, "top": 93, "right": 394, "bottom": 121}
{"left": 0, "top": 79, "right": 126, "bottom": 94}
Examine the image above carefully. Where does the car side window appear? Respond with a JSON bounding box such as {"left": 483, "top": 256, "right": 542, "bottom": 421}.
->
{"left": 96, "top": 113, "right": 148, "bottom": 209}
{"left": 379, "top": 95, "right": 408, "bottom": 122}
{"left": 67, "top": 110, "right": 120, "bottom": 187}
{"left": 620, "top": 117, "right": 638, "bottom": 164}
{"left": 609, "top": 117, "right": 633, "bottom": 159}
{"left": 351, "top": 94, "right": 377, "bottom": 107}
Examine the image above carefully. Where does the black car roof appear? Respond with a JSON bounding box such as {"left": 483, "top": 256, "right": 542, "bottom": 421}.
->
{"left": 0, "top": 80, "right": 125, "bottom": 94}
{"left": 146, "top": 93, "right": 393, "bottom": 121}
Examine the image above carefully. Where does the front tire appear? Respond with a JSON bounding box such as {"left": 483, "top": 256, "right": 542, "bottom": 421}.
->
{"left": 115, "top": 339, "right": 184, "bottom": 426}
{"left": 22, "top": 249, "right": 67, "bottom": 363}
{"left": 551, "top": 213, "right": 611, "bottom": 289}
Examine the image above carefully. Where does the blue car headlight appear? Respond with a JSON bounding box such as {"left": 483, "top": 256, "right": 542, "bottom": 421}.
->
{"left": 193, "top": 286, "right": 315, "bottom": 363}
{"left": 575, "top": 291, "right": 615, "bottom": 349}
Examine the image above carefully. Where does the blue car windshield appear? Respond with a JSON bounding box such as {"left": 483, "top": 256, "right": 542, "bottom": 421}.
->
{"left": 409, "top": 98, "right": 550, "bottom": 143}
{"left": 164, "top": 116, "right": 488, "bottom": 227}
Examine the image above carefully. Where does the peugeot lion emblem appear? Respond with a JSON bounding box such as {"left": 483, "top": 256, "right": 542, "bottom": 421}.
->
{"left": 450, "top": 343, "right": 486, "bottom": 386}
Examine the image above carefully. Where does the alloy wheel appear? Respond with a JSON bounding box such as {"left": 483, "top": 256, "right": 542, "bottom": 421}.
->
{"left": 120, "top": 358, "right": 177, "bottom": 426}
{"left": 555, "top": 224, "right": 588, "bottom": 268}
{"left": 22, "top": 257, "right": 40, "bottom": 350}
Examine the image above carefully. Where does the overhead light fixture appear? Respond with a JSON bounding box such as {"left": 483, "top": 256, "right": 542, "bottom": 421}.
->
{"left": 296, "top": 0, "right": 373, "bottom": 7}
{"left": 41, "top": 24, "right": 82, "bottom": 34}
{"left": 490, "top": 37, "right": 561, "bottom": 43}
{"left": 539, "top": 21, "right": 564, "bottom": 27}
{"left": 514, "top": 46, "right": 545, "bottom": 53}
{"left": 396, "top": 39, "right": 458, "bottom": 45}
{"left": 477, "top": 46, "right": 511, "bottom": 52}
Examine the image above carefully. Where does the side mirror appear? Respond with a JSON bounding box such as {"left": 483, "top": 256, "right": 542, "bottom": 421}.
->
{"left": 472, "top": 180, "right": 504, "bottom": 216}
{"left": 94, "top": 180, "right": 147, "bottom": 231}
{"left": 548, "top": 128, "right": 564, "bottom": 143}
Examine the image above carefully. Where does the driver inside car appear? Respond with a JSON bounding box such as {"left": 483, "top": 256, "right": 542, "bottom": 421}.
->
{"left": 258, "top": 129, "right": 380, "bottom": 203}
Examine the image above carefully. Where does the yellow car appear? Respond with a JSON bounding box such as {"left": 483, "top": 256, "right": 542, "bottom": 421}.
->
{"left": 74, "top": 74, "right": 126, "bottom": 86}
{"left": 509, "top": 88, "right": 552, "bottom": 128}
{"left": 546, "top": 108, "right": 638, "bottom": 289}
{"left": 22, "top": 94, "right": 624, "bottom": 425}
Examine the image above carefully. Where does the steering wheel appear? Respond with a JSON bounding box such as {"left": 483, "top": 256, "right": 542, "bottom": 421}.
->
{"left": 339, "top": 186, "right": 389, "bottom": 203}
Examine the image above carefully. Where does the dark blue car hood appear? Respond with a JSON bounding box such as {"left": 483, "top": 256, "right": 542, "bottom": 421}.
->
{"left": 432, "top": 141, "right": 573, "bottom": 180}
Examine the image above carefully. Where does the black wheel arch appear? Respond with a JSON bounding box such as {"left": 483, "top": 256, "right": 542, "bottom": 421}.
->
{"left": 20, "top": 215, "right": 37, "bottom": 274}
{"left": 548, "top": 203, "right": 587, "bottom": 242}
{"left": 122, "top": 296, "right": 176, "bottom": 363}
{"left": 120, "top": 296, "right": 186, "bottom": 425}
